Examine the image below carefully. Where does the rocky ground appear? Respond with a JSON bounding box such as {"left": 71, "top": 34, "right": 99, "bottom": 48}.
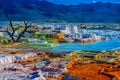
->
{"left": 0, "top": 43, "right": 120, "bottom": 80}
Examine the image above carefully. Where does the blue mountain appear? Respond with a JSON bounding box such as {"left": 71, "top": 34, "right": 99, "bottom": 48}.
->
{"left": 0, "top": 0, "right": 120, "bottom": 23}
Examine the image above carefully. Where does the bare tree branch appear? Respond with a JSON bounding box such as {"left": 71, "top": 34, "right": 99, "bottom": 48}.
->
{"left": 0, "top": 4, "right": 32, "bottom": 42}
{"left": 5, "top": 11, "right": 14, "bottom": 31}
{"left": 16, "top": 21, "right": 30, "bottom": 41}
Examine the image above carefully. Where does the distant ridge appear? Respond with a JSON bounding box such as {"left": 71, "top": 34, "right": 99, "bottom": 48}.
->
{"left": 0, "top": 0, "right": 120, "bottom": 23}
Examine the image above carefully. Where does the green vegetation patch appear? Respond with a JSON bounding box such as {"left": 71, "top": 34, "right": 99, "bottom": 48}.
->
{"left": 43, "top": 38, "right": 58, "bottom": 44}
{"left": 28, "top": 43, "right": 55, "bottom": 49}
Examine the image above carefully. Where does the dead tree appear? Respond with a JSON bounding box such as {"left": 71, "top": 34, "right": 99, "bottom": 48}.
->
{"left": 0, "top": 2, "right": 32, "bottom": 42}
{"left": 5, "top": 12, "right": 31, "bottom": 42}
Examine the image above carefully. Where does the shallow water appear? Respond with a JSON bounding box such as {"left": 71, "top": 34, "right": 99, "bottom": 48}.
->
{"left": 51, "top": 40, "right": 120, "bottom": 51}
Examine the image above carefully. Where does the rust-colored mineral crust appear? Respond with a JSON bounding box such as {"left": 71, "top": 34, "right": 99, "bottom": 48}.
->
{"left": 66, "top": 60, "right": 114, "bottom": 80}
{"left": 100, "top": 64, "right": 120, "bottom": 80}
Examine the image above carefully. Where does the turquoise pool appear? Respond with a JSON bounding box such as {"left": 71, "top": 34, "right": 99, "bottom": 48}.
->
{"left": 50, "top": 40, "right": 120, "bottom": 51}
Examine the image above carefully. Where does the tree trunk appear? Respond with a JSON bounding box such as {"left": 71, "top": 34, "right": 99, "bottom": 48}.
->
{"left": 16, "top": 29, "right": 27, "bottom": 41}
{"left": 6, "top": 31, "right": 15, "bottom": 42}
{"left": 16, "top": 24, "right": 28, "bottom": 42}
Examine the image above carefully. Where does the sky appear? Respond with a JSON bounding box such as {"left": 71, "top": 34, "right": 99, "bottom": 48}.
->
{"left": 47, "top": 0, "right": 120, "bottom": 5}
